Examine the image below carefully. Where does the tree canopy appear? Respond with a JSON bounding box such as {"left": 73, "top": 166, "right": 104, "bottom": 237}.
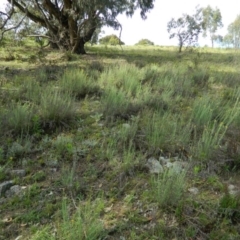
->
{"left": 135, "top": 39, "right": 154, "bottom": 46}
{"left": 202, "top": 5, "right": 223, "bottom": 48}
{"left": 167, "top": 7, "right": 204, "bottom": 52}
{"left": 1, "top": 0, "right": 155, "bottom": 53}
{"left": 99, "top": 34, "right": 125, "bottom": 45}
{"left": 224, "top": 15, "right": 240, "bottom": 48}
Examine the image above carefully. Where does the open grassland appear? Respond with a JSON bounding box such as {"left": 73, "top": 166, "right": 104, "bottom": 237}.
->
{"left": 1, "top": 41, "right": 240, "bottom": 239}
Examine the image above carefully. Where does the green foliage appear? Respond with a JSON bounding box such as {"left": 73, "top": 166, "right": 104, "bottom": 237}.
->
{"left": 99, "top": 63, "right": 142, "bottom": 97}
{"left": 2, "top": 0, "right": 154, "bottom": 53}
{"left": 193, "top": 121, "right": 227, "bottom": 160}
{"left": 224, "top": 15, "right": 240, "bottom": 48}
{"left": 59, "top": 68, "right": 100, "bottom": 99}
{"left": 7, "top": 138, "right": 32, "bottom": 159}
{"left": 145, "top": 111, "right": 191, "bottom": 152}
{"left": 53, "top": 135, "right": 74, "bottom": 158}
{"left": 202, "top": 5, "right": 223, "bottom": 47}
{"left": 39, "top": 88, "right": 76, "bottom": 127}
{"left": 150, "top": 169, "right": 186, "bottom": 208}
{"left": 219, "top": 192, "right": 240, "bottom": 222}
{"left": 17, "top": 78, "right": 42, "bottom": 103}
{"left": 167, "top": 6, "right": 204, "bottom": 52}
{"left": 6, "top": 102, "right": 35, "bottom": 134}
{"left": 191, "top": 95, "right": 216, "bottom": 127}
{"left": 135, "top": 39, "right": 154, "bottom": 46}
{"left": 32, "top": 198, "right": 105, "bottom": 240}
{"left": 99, "top": 34, "right": 125, "bottom": 45}
{"left": 101, "top": 87, "right": 130, "bottom": 118}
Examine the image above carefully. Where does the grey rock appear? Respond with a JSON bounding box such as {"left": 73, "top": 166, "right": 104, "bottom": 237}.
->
{"left": 188, "top": 187, "right": 199, "bottom": 195}
{"left": 169, "top": 161, "right": 184, "bottom": 174}
{"left": 159, "top": 156, "right": 170, "bottom": 165}
{"left": 228, "top": 184, "right": 239, "bottom": 196}
{"left": 146, "top": 158, "right": 163, "bottom": 174}
{"left": 0, "top": 181, "right": 13, "bottom": 197}
{"left": 5, "top": 185, "right": 22, "bottom": 198}
{"left": 10, "top": 169, "right": 26, "bottom": 178}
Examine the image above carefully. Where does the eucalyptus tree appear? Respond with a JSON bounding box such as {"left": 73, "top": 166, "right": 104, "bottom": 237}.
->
{"left": 2, "top": 0, "right": 155, "bottom": 54}
{"left": 167, "top": 6, "right": 204, "bottom": 52}
{"left": 225, "top": 15, "right": 240, "bottom": 49}
{"left": 202, "top": 5, "right": 223, "bottom": 48}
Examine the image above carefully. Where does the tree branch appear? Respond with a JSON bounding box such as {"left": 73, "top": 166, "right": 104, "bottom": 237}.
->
{"left": 7, "top": 0, "right": 46, "bottom": 27}
{"left": 42, "top": 0, "right": 61, "bottom": 21}
{"left": 0, "top": 2, "right": 27, "bottom": 42}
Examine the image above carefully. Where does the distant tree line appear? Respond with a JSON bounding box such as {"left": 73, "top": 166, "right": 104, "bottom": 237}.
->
{"left": 167, "top": 5, "right": 240, "bottom": 51}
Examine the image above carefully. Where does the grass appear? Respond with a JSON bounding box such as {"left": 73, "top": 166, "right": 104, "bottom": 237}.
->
{"left": 59, "top": 68, "right": 100, "bottom": 99}
{"left": 150, "top": 168, "right": 186, "bottom": 208}
{"left": 1, "top": 43, "right": 240, "bottom": 239}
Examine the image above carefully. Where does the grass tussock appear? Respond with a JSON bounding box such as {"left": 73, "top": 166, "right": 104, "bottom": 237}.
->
{"left": 59, "top": 68, "right": 100, "bottom": 99}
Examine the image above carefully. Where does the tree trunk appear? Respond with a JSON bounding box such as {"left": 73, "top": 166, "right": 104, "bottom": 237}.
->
{"left": 179, "top": 44, "right": 183, "bottom": 53}
{"left": 8, "top": 0, "right": 97, "bottom": 54}
{"left": 72, "top": 40, "right": 86, "bottom": 54}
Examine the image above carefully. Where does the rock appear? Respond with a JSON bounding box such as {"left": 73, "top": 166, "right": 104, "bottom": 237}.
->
{"left": 159, "top": 156, "right": 170, "bottom": 165}
{"left": 5, "top": 185, "right": 22, "bottom": 198}
{"left": 188, "top": 187, "right": 199, "bottom": 195}
{"left": 10, "top": 169, "right": 26, "bottom": 178}
{"left": 145, "top": 158, "right": 163, "bottom": 174}
{"left": 169, "top": 162, "right": 184, "bottom": 174}
{"left": 0, "top": 181, "right": 13, "bottom": 197}
{"left": 228, "top": 184, "right": 239, "bottom": 196}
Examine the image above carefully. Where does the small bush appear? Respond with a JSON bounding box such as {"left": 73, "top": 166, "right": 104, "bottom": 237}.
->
{"left": 39, "top": 88, "right": 76, "bottom": 127}
{"left": 53, "top": 134, "right": 74, "bottom": 158}
{"left": 31, "top": 199, "right": 106, "bottom": 240}
{"left": 5, "top": 103, "right": 35, "bottom": 134}
{"left": 99, "top": 34, "right": 125, "bottom": 45}
{"left": 99, "top": 63, "right": 142, "bottom": 98}
{"left": 88, "top": 61, "right": 104, "bottom": 72}
{"left": 101, "top": 88, "right": 131, "bottom": 119}
{"left": 135, "top": 39, "right": 154, "bottom": 46}
{"left": 151, "top": 169, "right": 186, "bottom": 208}
{"left": 17, "top": 79, "right": 42, "bottom": 104}
{"left": 59, "top": 69, "right": 99, "bottom": 99}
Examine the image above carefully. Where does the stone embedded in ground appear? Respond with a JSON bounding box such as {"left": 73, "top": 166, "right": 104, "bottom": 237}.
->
{"left": 188, "top": 187, "right": 199, "bottom": 195}
{"left": 159, "top": 156, "right": 188, "bottom": 173}
{"left": 228, "top": 184, "right": 239, "bottom": 196}
{"left": 169, "top": 161, "right": 185, "bottom": 174}
{"left": 145, "top": 157, "right": 164, "bottom": 174}
{"left": 10, "top": 169, "right": 26, "bottom": 178}
{"left": 5, "top": 185, "right": 22, "bottom": 198}
{"left": 159, "top": 156, "right": 169, "bottom": 165}
{"left": 0, "top": 181, "right": 13, "bottom": 197}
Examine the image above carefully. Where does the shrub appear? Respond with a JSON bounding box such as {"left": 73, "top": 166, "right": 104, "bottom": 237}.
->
{"left": 31, "top": 199, "right": 106, "bottom": 240}
{"left": 135, "top": 39, "right": 154, "bottom": 46}
{"left": 99, "top": 34, "right": 125, "bottom": 45}
{"left": 99, "top": 63, "right": 142, "bottom": 98}
{"left": 101, "top": 88, "right": 130, "bottom": 118}
{"left": 59, "top": 68, "right": 99, "bottom": 99}
{"left": 5, "top": 102, "right": 35, "bottom": 134}
{"left": 151, "top": 169, "right": 186, "bottom": 208}
{"left": 39, "top": 88, "right": 76, "bottom": 127}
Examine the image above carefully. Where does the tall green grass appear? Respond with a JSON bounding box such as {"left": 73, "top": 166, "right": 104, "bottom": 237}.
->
{"left": 31, "top": 198, "right": 106, "bottom": 240}
{"left": 39, "top": 88, "right": 76, "bottom": 125}
{"left": 59, "top": 69, "right": 99, "bottom": 98}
